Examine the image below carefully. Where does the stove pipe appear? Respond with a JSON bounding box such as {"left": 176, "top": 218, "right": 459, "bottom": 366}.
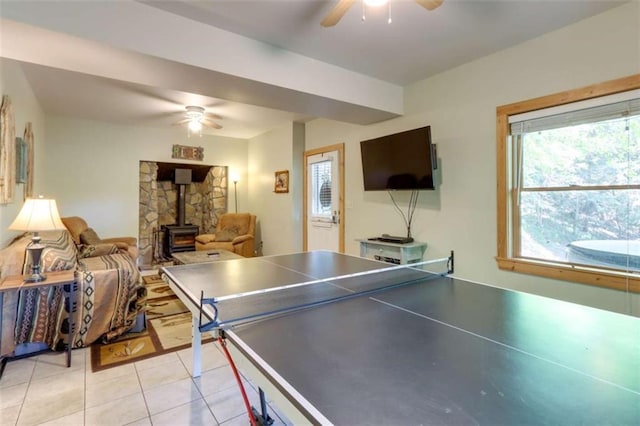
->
{"left": 174, "top": 169, "right": 192, "bottom": 226}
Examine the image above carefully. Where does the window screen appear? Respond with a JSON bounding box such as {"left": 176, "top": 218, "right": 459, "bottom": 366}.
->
{"left": 311, "top": 160, "right": 332, "bottom": 217}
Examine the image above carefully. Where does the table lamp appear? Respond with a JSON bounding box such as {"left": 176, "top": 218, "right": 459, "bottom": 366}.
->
{"left": 8, "top": 197, "right": 65, "bottom": 282}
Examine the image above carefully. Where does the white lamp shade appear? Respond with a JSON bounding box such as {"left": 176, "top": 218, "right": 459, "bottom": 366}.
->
{"left": 8, "top": 198, "right": 65, "bottom": 232}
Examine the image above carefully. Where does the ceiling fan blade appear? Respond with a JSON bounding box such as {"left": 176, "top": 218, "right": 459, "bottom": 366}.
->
{"left": 321, "top": 0, "right": 356, "bottom": 27}
{"left": 172, "top": 118, "right": 190, "bottom": 126}
{"left": 414, "top": 0, "right": 443, "bottom": 11}
{"left": 204, "top": 112, "right": 223, "bottom": 120}
{"left": 201, "top": 119, "right": 223, "bottom": 130}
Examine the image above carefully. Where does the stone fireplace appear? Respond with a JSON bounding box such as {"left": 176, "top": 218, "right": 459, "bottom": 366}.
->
{"left": 138, "top": 161, "right": 227, "bottom": 266}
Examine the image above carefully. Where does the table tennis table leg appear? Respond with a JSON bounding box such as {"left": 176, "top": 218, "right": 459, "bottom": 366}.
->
{"left": 250, "top": 387, "right": 274, "bottom": 426}
{"left": 192, "top": 314, "right": 202, "bottom": 377}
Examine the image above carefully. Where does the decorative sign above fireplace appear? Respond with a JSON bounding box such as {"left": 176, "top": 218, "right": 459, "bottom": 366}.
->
{"left": 172, "top": 144, "right": 204, "bottom": 161}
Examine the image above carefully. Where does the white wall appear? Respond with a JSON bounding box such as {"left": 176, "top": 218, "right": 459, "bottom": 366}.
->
{"left": 40, "top": 115, "right": 248, "bottom": 239}
{"left": 305, "top": 2, "right": 640, "bottom": 315}
{"left": 248, "top": 123, "right": 301, "bottom": 255}
{"left": 0, "top": 60, "right": 46, "bottom": 247}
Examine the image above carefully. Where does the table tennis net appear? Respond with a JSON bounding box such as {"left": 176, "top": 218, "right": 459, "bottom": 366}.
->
{"left": 199, "top": 253, "right": 453, "bottom": 331}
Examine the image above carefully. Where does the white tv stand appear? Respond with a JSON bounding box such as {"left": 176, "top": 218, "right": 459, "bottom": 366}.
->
{"left": 357, "top": 239, "right": 428, "bottom": 265}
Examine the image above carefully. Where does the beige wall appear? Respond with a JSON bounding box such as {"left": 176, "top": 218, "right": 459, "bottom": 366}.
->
{"left": 305, "top": 2, "right": 640, "bottom": 315}
{"left": 0, "top": 60, "right": 46, "bottom": 247}
{"left": 39, "top": 115, "right": 248, "bottom": 240}
{"left": 248, "top": 123, "right": 303, "bottom": 255}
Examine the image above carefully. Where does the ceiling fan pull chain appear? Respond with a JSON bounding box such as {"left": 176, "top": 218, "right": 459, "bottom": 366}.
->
{"left": 388, "top": 0, "right": 392, "bottom": 24}
{"left": 362, "top": 0, "right": 366, "bottom": 21}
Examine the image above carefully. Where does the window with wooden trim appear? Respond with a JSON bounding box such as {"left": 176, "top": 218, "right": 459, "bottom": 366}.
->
{"left": 496, "top": 75, "right": 640, "bottom": 293}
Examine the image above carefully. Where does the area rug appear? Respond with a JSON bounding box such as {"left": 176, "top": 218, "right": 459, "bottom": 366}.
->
{"left": 90, "top": 274, "right": 210, "bottom": 371}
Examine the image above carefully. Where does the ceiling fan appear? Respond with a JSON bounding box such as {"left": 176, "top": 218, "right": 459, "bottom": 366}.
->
{"left": 321, "top": 0, "right": 443, "bottom": 27}
{"left": 173, "top": 105, "right": 223, "bottom": 136}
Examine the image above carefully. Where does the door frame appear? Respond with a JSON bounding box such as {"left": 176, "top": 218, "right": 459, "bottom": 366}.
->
{"left": 303, "top": 143, "right": 345, "bottom": 252}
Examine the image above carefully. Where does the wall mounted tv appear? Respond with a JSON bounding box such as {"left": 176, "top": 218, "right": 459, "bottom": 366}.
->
{"left": 360, "top": 125, "right": 436, "bottom": 191}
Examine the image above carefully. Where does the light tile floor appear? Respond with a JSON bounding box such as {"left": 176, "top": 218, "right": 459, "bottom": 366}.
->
{"left": 0, "top": 342, "right": 291, "bottom": 426}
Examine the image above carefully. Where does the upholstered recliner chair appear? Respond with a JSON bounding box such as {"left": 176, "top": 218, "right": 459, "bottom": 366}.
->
{"left": 61, "top": 216, "right": 138, "bottom": 261}
{"left": 195, "top": 213, "right": 256, "bottom": 257}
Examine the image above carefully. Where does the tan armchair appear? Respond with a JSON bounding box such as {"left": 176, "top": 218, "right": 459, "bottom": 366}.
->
{"left": 195, "top": 213, "right": 256, "bottom": 257}
{"left": 61, "top": 216, "right": 138, "bottom": 261}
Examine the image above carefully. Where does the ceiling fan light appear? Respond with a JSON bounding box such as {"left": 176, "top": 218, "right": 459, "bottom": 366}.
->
{"left": 185, "top": 105, "right": 205, "bottom": 115}
{"left": 179, "top": 105, "right": 221, "bottom": 135}
{"left": 364, "top": 0, "right": 388, "bottom": 7}
{"left": 188, "top": 119, "right": 202, "bottom": 132}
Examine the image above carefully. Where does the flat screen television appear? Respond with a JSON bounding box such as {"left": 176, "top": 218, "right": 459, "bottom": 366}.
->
{"left": 360, "top": 126, "right": 436, "bottom": 191}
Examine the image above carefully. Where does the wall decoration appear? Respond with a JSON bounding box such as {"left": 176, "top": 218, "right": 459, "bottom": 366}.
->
{"left": 24, "top": 122, "right": 34, "bottom": 198}
{"left": 274, "top": 170, "right": 289, "bottom": 193}
{"left": 172, "top": 144, "right": 204, "bottom": 161}
{"left": 16, "top": 137, "right": 26, "bottom": 183}
{"left": 0, "top": 95, "right": 16, "bottom": 204}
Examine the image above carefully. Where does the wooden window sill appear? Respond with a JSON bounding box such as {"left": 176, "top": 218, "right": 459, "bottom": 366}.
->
{"left": 496, "top": 257, "right": 639, "bottom": 293}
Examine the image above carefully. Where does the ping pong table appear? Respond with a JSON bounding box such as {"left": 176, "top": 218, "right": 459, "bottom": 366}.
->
{"left": 161, "top": 250, "right": 639, "bottom": 425}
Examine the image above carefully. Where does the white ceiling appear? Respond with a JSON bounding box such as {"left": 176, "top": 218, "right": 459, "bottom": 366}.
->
{"left": 0, "top": 0, "right": 625, "bottom": 139}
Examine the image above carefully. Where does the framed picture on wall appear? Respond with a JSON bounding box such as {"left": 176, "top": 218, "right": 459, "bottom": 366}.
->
{"left": 274, "top": 170, "right": 289, "bottom": 193}
{"left": 15, "top": 137, "right": 26, "bottom": 184}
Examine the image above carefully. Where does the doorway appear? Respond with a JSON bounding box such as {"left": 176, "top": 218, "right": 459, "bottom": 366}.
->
{"left": 303, "top": 144, "right": 344, "bottom": 252}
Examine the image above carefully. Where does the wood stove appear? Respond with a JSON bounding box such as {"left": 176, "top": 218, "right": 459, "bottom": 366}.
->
{"left": 162, "top": 224, "right": 199, "bottom": 257}
{"left": 161, "top": 167, "right": 200, "bottom": 258}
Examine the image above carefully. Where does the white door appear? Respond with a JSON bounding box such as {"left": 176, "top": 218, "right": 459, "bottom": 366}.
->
{"left": 304, "top": 145, "right": 344, "bottom": 252}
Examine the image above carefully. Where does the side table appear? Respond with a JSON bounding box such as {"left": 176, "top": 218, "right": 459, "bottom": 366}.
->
{"left": 0, "top": 270, "right": 77, "bottom": 377}
{"left": 357, "top": 239, "right": 428, "bottom": 264}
